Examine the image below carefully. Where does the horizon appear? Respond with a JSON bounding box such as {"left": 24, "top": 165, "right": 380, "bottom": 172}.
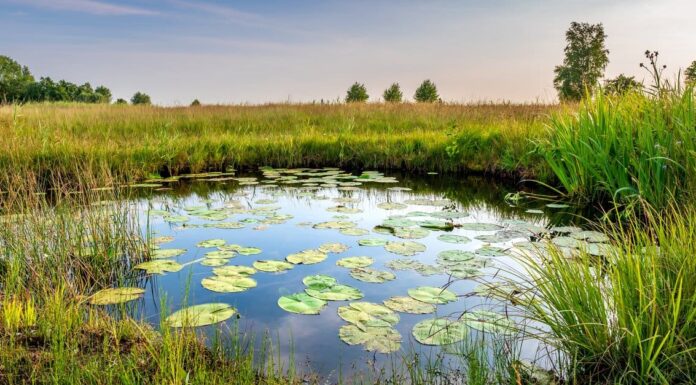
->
{"left": 2, "top": 0, "right": 695, "bottom": 105}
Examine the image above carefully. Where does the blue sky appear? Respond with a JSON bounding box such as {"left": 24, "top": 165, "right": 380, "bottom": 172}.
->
{"left": 2, "top": 0, "right": 695, "bottom": 105}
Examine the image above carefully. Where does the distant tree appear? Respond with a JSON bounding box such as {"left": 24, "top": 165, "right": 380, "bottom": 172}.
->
{"left": 0, "top": 55, "right": 35, "bottom": 103}
{"left": 604, "top": 74, "right": 642, "bottom": 95}
{"left": 190, "top": 99, "right": 201, "bottom": 107}
{"left": 685, "top": 60, "right": 696, "bottom": 86}
{"left": 130, "top": 92, "right": 151, "bottom": 105}
{"left": 115, "top": 98, "right": 128, "bottom": 105}
{"left": 345, "top": 82, "right": 369, "bottom": 103}
{"left": 382, "top": 83, "right": 403, "bottom": 103}
{"left": 553, "top": 22, "right": 609, "bottom": 101}
{"left": 95, "top": 86, "right": 112, "bottom": 103}
{"left": 414, "top": 79, "right": 439, "bottom": 103}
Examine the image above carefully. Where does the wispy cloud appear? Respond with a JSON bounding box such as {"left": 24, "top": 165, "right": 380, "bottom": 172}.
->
{"left": 170, "top": 0, "right": 264, "bottom": 26}
{"left": 14, "top": 0, "right": 157, "bottom": 16}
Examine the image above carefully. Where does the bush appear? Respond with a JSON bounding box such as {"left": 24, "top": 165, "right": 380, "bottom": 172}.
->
{"left": 382, "top": 83, "right": 403, "bottom": 103}
{"left": 414, "top": 80, "right": 439, "bottom": 103}
{"left": 190, "top": 99, "right": 201, "bottom": 107}
{"left": 131, "top": 92, "right": 151, "bottom": 105}
{"left": 345, "top": 82, "right": 368, "bottom": 103}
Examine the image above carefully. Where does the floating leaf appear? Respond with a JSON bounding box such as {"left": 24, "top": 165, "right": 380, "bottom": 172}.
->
{"left": 336, "top": 256, "right": 374, "bottom": 268}
{"left": 377, "top": 202, "right": 407, "bottom": 210}
{"left": 414, "top": 264, "right": 445, "bottom": 276}
{"left": 404, "top": 199, "right": 451, "bottom": 207}
{"left": 152, "top": 248, "right": 187, "bottom": 259}
{"left": 570, "top": 230, "right": 609, "bottom": 243}
{"left": 163, "top": 215, "right": 189, "bottom": 223}
{"left": 286, "top": 249, "right": 327, "bottom": 265}
{"left": 459, "top": 223, "right": 503, "bottom": 231}
{"left": 302, "top": 274, "right": 337, "bottom": 290}
{"left": 201, "top": 258, "right": 228, "bottom": 267}
{"left": 412, "top": 318, "right": 468, "bottom": 345}
{"left": 408, "top": 286, "right": 457, "bottom": 304}
{"left": 437, "top": 234, "right": 471, "bottom": 244}
{"left": 475, "top": 246, "right": 508, "bottom": 257}
{"left": 205, "top": 250, "right": 236, "bottom": 259}
{"left": 383, "top": 296, "right": 436, "bottom": 314}
{"left": 550, "top": 226, "right": 582, "bottom": 234}
{"left": 461, "top": 310, "right": 516, "bottom": 334}
{"left": 89, "top": 287, "right": 145, "bottom": 305}
{"left": 166, "top": 303, "right": 237, "bottom": 327}
{"left": 318, "top": 242, "right": 349, "bottom": 253}
{"left": 384, "top": 241, "right": 426, "bottom": 256}
{"left": 386, "top": 259, "right": 423, "bottom": 271}
{"left": 393, "top": 227, "right": 430, "bottom": 239}
{"left": 151, "top": 236, "right": 174, "bottom": 245}
{"left": 525, "top": 209, "right": 544, "bottom": 214}
{"left": 201, "top": 276, "right": 257, "bottom": 293}
{"left": 277, "top": 293, "right": 327, "bottom": 315}
{"left": 211, "top": 222, "right": 245, "bottom": 229}
{"left": 313, "top": 221, "right": 356, "bottom": 230}
{"left": 338, "top": 302, "right": 400, "bottom": 329}
{"left": 551, "top": 236, "right": 584, "bottom": 249}
{"left": 358, "top": 238, "right": 389, "bottom": 247}
{"left": 350, "top": 267, "right": 396, "bottom": 283}
{"left": 253, "top": 260, "right": 294, "bottom": 273}
{"left": 381, "top": 218, "right": 418, "bottom": 229}
{"left": 437, "top": 250, "right": 477, "bottom": 265}
{"left": 213, "top": 265, "right": 257, "bottom": 277}
{"left": 338, "top": 324, "right": 401, "bottom": 353}
{"left": 134, "top": 260, "right": 182, "bottom": 275}
{"left": 327, "top": 206, "right": 363, "bottom": 214}
{"left": 306, "top": 284, "right": 364, "bottom": 301}
{"left": 339, "top": 228, "right": 369, "bottom": 236}
{"left": 418, "top": 220, "right": 454, "bottom": 230}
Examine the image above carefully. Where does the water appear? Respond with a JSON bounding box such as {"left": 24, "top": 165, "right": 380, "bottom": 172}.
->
{"left": 123, "top": 169, "right": 582, "bottom": 380}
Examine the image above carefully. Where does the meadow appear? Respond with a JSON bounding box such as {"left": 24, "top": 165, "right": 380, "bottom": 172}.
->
{"left": 1, "top": 85, "right": 696, "bottom": 385}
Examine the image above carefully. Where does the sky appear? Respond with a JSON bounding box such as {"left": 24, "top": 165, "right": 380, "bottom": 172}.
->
{"left": 1, "top": 0, "right": 695, "bottom": 105}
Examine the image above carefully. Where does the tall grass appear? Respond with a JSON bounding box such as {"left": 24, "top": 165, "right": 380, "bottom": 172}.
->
{"left": 519, "top": 206, "right": 696, "bottom": 384}
{"left": 538, "top": 86, "right": 695, "bottom": 212}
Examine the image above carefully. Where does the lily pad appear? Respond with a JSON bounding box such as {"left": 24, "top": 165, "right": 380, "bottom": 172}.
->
{"left": 546, "top": 203, "right": 570, "bottom": 209}
{"left": 336, "top": 256, "right": 374, "bottom": 268}
{"left": 89, "top": 287, "right": 145, "bottom": 305}
{"left": 393, "top": 227, "right": 430, "bottom": 239}
{"left": 475, "top": 246, "right": 508, "bottom": 257}
{"left": 570, "top": 230, "right": 609, "bottom": 243}
{"left": 414, "top": 264, "right": 445, "bottom": 276}
{"left": 350, "top": 267, "right": 396, "bottom": 283}
{"left": 383, "top": 296, "right": 436, "bottom": 314}
{"left": 327, "top": 206, "right": 363, "bottom": 214}
{"left": 550, "top": 226, "right": 583, "bottom": 234}
{"left": 377, "top": 202, "right": 407, "bottom": 210}
{"left": 386, "top": 259, "right": 423, "bottom": 271}
{"left": 313, "top": 221, "right": 356, "bottom": 230}
{"left": 306, "top": 284, "right": 364, "bottom": 301}
{"left": 205, "top": 250, "right": 236, "bottom": 259}
{"left": 381, "top": 218, "right": 418, "bottom": 229}
{"left": 412, "top": 318, "right": 468, "bottom": 346}
{"left": 213, "top": 265, "right": 257, "bottom": 277}
{"left": 339, "top": 228, "right": 369, "bottom": 236}
{"left": 166, "top": 303, "right": 237, "bottom": 327}
{"left": 201, "top": 276, "right": 257, "bottom": 293}
{"left": 163, "top": 215, "right": 189, "bottom": 223}
{"left": 277, "top": 293, "right": 327, "bottom": 315}
{"left": 152, "top": 248, "right": 187, "bottom": 259}
{"left": 459, "top": 223, "right": 504, "bottom": 231}
{"left": 201, "top": 258, "right": 228, "bottom": 267}
{"left": 338, "top": 302, "right": 400, "bottom": 329}
{"left": 384, "top": 241, "right": 426, "bottom": 256}
{"left": 461, "top": 310, "right": 516, "bottom": 334}
{"left": 358, "top": 238, "right": 389, "bottom": 247}
{"left": 318, "top": 242, "right": 349, "bottom": 253}
{"left": 253, "top": 260, "right": 294, "bottom": 273}
{"left": 338, "top": 324, "right": 401, "bottom": 353}
{"left": 551, "top": 236, "right": 584, "bottom": 249}
{"left": 437, "top": 250, "right": 477, "bottom": 265}
{"left": 302, "top": 274, "right": 337, "bottom": 290}
{"left": 408, "top": 286, "right": 457, "bottom": 304}
{"left": 418, "top": 220, "right": 454, "bottom": 230}
{"left": 134, "top": 260, "right": 183, "bottom": 275}
{"left": 286, "top": 249, "right": 328, "bottom": 265}
{"left": 437, "top": 234, "right": 471, "bottom": 244}
{"left": 151, "top": 236, "right": 174, "bottom": 245}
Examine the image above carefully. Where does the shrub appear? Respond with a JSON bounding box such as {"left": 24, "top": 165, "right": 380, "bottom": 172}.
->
{"left": 345, "top": 82, "right": 368, "bottom": 103}
{"left": 414, "top": 80, "right": 439, "bottom": 103}
{"left": 382, "top": 83, "right": 403, "bottom": 103}
{"left": 131, "top": 92, "right": 151, "bottom": 105}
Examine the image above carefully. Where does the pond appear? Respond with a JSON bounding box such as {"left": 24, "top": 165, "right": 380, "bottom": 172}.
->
{"left": 104, "top": 168, "right": 606, "bottom": 380}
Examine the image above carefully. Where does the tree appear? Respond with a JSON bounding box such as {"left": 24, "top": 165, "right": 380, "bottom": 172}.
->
{"left": 414, "top": 79, "right": 439, "bottom": 103}
{"left": 382, "top": 83, "right": 403, "bottom": 103}
{"left": 131, "top": 92, "right": 151, "bottom": 105}
{"left": 115, "top": 98, "right": 128, "bottom": 105}
{"left": 0, "top": 55, "right": 35, "bottom": 103}
{"left": 553, "top": 22, "right": 609, "bottom": 101}
{"left": 345, "top": 82, "right": 368, "bottom": 103}
{"left": 95, "top": 86, "right": 112, "bottom": 103}
{"left": 190, "top": 99, "right": 201, "bottom": 107}
{"left": 685, "top": 60, "right": 696, "bottom": 86}
{"left": 604, "top": 74, "right": 642, "bottom": 95}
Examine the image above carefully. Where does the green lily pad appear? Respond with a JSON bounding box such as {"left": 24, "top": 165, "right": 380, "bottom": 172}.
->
{"left": 412, "top": 318, "right": 468, "bottom": 345}
{"left": 318, "top": 242, "right": 349, "bottom": 253}
{"left": 384, "top": 241, "right": 426, "bottom": 256}
{"left": 404, "top": 199, "right": 451, "bottom": 207}
{"left": 134, "top": 260, "right": 183, "bottom": 275}
{"left": 570, "top": 230, "right": 609, "bottom": 243}
{"left": 277, "top": 293, "right": 327, "bottom": 315}
{"left": 89, "top": 287, "right": 145, "bottom": 305}
{"left": 313, "top": 221, "right": 356, "bottom": 230}
{"left": 437, "top": 250, "right": 477, "bottom": 265}
{"left": 550, "top": 226, "right": 582, "bottom": 233}
{"left": 430, "top": 211, "right": 470, "bottom": 219}
{"left": 461, "top": 310, "right": 516, "bottom": 334}
{"left": 383, "top": 296, "right": 436, "bottom": 314}
{"left": 152, "top": 248, "right": 187, "bottom": 259}
{"left": 377, "top": 202, "right": 407, "bottom": 210}
{"left": 393, "top": 227, "right": 430, "bottom": 239}
{"left": 205, "top": 250, "right": 236, "bottom": 259}
{"left": 252, "top": 260, "right": 294, "bottom": 273}
{"left": 336, "top": 256, "right": 374, "bottom": 268}
{"left": 211, "top": 222, "right": 245, "bottom": 229}
{"left": 201, "top": 258, "right": 229, "bottom": 267}
{"left": 525, "top": 209, "right": 544, "bottom": 214}
{"left": 286, "top": 249, "right": 328, "bottom": 265}
{"left": 437, "top": 234, "right": 472, "bottom": 244}
{"left": 475, "top": 246, "right": 508, "bottom": 257}
{"left": 197, "top": 239, "right": 226, "bottom": 248}
{"left": 350, "top": 267, "right": 396, "bottom": 283}
{"left": 218, "top": 244, "right": 262, "bottom": 255}
{"left": 408, "top": 286, "right": 457, "bottom": 304}
{"left": 338, "top": 302, "right": 400, "bottom": 329}
{"left": 418, "top": 220, "right": 454, "bottom": 230}
{"left": 358, "top": 237, "right": 389, "bottom": 247}
{"left": 201, "top": 275, "right": 257, "bottom": 293}
{"left": 166, "top": 303, "right": 237, "bottom": 327}
{"left": 151, "top": 236, "right": 174, "bottom": 245}
{"left": 213, "top": 265, "right": 257, "bottom": 277}
{"left": 381, "top": 218, "right": 418, "bottom": 229}
{"left": 306, "top": 284, "right": 364, "bottom": 301}
{"left": 327, "top": 206, "right": 363, "bottom": 214}
{"left": 338, "top": 324, "right": 401, "bottom": 353}
{"left": 414, "top": 264, "right": 445, "bottom": 276}
{"left": 163, "top": 215, "right": 189, "bottom": 223}
{"left": 551, "top": 236, "right": 585, "bottom": 249}
{"left": 302, "top": 274, "right": 337, "bottom": 290}
{"left": 459, "top": 223, "right": 504, "bottom": 231}
{"left": 385, "top": 259, "right": 423, "bottom": 271}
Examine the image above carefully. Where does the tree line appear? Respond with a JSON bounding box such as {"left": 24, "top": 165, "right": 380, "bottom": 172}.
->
{"left": 0, "top": 55, "right": 152, "bottom": 105}
{"left": 344, "top": 79, "right": 440, "bottom": 103}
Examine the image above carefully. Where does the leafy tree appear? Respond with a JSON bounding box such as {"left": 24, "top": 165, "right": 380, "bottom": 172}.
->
{"left": 604, "top": 74, "right": 642, "bottom": 95}
{"left": 553, "top": 22, "right": 609, "bottom": 101}
{"left": 191, "top": 99, "right": 201, "bottom": 107}
{"left": 0, "top": 55, "right": 35, "bottom": 103}
{"left": 115, "top": 98, "right": 128, "bottom": 105}
{"left": 345, "top": 82, "right": 368, "bottom": 103}
{"left": 382, "top": 83, "right": 403, "bottom": 103}
{"left": 131, "top": 92, "right": 151, "bottom": 105}
{"left": 414, "top": 79, "right": 439, "bottom": 103}
{"left": 685, "top": 60, "right": 696, "bottom": 86}
{"left": 95, "top": 86, "right": 112, "bottom": 103}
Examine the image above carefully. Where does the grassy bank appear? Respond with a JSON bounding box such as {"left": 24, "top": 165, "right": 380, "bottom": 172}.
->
{"left": 0, "top": 102, "right": 559, "bottom": 189}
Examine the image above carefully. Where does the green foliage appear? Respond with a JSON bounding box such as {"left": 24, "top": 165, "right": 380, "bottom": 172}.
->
{"left": 414, "top": 79, "right": 439, "bottom": 103}
{"left": 131, "top": 91, "right": 152, "bottom": 105}
{"left": 0, "top": 55, "right": 35, "bottom": 103}
{"left": 191, "top": 99, "right": 201, "bottom": 107}
{"left": 345, "top": 82, "right": 368, "bottom": 103}
{"left": 382, "top": 83, "right": 403, "bottom": 103}
{"left": 115, "top": 98, "right": 128, "bottom": 105}
{"left": 554, "top": 22, "right": 609, "bottom": 101}
{"left": 604, "top": 74, "right": 642, "bottom": 95}
{"left": 684, "top": 60, "right": 696, "bottom": 85}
